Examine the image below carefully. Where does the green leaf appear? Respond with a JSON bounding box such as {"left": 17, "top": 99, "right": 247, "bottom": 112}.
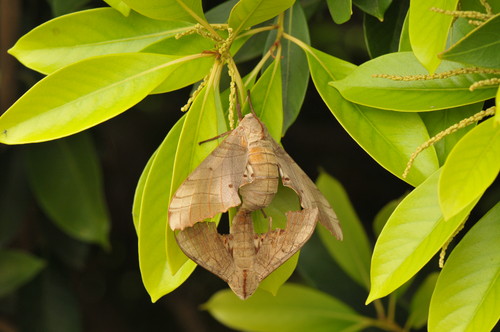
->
{"left": 8, "top": 8, "right": 192, "bottom": 74}
{"left": 258, "top": 252, "right": 299, "bottom": 296}
{"left": 247, "top": 58, "right": 283, "bottom": 141}
{"left": 419, "top": 103, "right": 482, "bottom": 165}
{"left": 279, "top": 2, "right": 311, "bottom": 134}
{"left": 169, "top": 73, "right": 227, "bottom": 272}
{"left": 363, "top": 0, "right": 408, "bottom": 58}
{"left": 135, "top": 116, "right": 197, "bottom": 302}
{"left": 407, "top": 272, "right": 439, "bottom": 329}
{"left": 316, "top": 172, "right": 372, "bottom": 289}
{"left": 438, "top": 117, "right": 500, "bottom": 219}
{"left": 204, "top": 284, "right": 367, "bottom": 332}
{"left": 262, "top": 1, "right": 310, "bottom": 134}
{"left": 367, "top": 169, "right": 477, "bottom": 303}
{"left": 24, "top": 132, "right": 110, "bottom": 248}
{"left": 228, "top": 0, "right": 295, "bottom": 35}
{"left": 326, "top": 0, "right": 352, "bottom": 24}
{"left": 409, "top": 0, "right": 459, "bottom": 73}
{"left": 206, "top": 0, "right": 238, "bottom": 23}
{"left": 103, "top": 0, "right": 131, "bottom": 16}
{"left": 428, "top": 203, "right": 500, "bottom": 332}
{"left": 330, "top": 52, "right": 498, "bottom": 111}
{"left": 122, "top": 0, "right": 205, "bottom": 22}
{"left": 19, "top": 268, "right": 82, "bottom": 332}
{"left": 372, "top": 193, "right": 406, "bottom": 237}
{"left": 303, "top": 47, "right": 438, "bottom": 186}
{"left": 398, "top": 10, "right": 411, "bottom": 52}
{"left": 353, "top": 0, "right": 392, "bottom": 20}
{"left": 0, "top": 53, "right": 211, "bottom": 144}
{"left": 496, "top": 87, "right": 500, "bottom": 124}
{"left": 132, "top": 150, "right": 157, "bottom": 234}
{"left": 0, "top": 250, "right": 45, "bottom": 297}
{"left": 440, "top": 14, "right": 500, "bottom": 69}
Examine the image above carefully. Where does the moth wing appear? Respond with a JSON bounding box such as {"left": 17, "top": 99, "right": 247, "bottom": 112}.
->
{"left": 270, "top": 140, "right": 343, "bottom": 240}
{"left": 169, "top": 126, "right": 249, "bottom": 230}
{"left": 255, "top": 208, "right": 318, "bottom": 280}
{"left": 175, "top": 222, "right": 235, "bottom": 282}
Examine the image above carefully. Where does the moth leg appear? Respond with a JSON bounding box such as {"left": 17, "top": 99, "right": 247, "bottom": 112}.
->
{"left": 198, "top": 130, "right": 233, "bottom": 145}
{"left": 260, "top": 209, "right": 273, "bottom": 232}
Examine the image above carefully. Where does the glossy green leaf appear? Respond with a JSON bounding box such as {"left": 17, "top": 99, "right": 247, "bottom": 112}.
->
{"left": 303, "top": 47, "right": 438, "bottom": 186}
{"left": 258, "top": 253, "right": 299, "bottom": 296}
{"left": 363, "top": 0, "right": 408, "bottom": 58}
{"left": 496, "top": 87, "right": 500, "bottom": 124}
{"left": 407, "top": 272, "right": 439, "bottom": 329}
{"left": 24, "top": 132, "right": 110, "bottom": 247}
{"left": 278, "top": 2, "right": 310, "bottom": 134}
{"left": 8, "top": 8, "right": 192, "bottom": 74}
{"left": 440, "top": 13, "right": 500, "bottom": 69}
{"left": 316, "top": 172, "right": 372, "bottom": 289}
{"left": 169, "top": 74, "right": 227, "bottom": 273}
{"left": 204, "top": 284, "right": 367, "bottom": 332}
{"left": 353, "top": 0, "right": 392, "bottom": 20}
{"left": 247, "top": 58, "right": 283, "bottom": 140}
{"left": 132, "top": 150, "right": 157, "bottom": 234}
{"left": 141, "top": 33, "right": 215, "bottom": 55}
{"left": 398, "top": 10, "right": 411, "bottom": 52}
{"left": 439, "top": 117, "right": 500, "bottom": 219}
{"left": 428, "top": 203, "right": 500, "bottom": 332}
{"left": 103, "top": 0, "right": 131, "bottom": 16}
{"left": 228, "top": 0, "right": 295, "bottom": 35}
{"left": 262, "top": 1, "right": 309, "bottom": 134}
{"left": 135, "top": 116, "right": 197, "bottom": 302}
{"left": 419, "top": 103, "right": 482, "bottom": 165}
{"left": 330, "top": 52, "right": 498, "bottom": 111}
{"left": 0, "top": 53, "right": 211, "bottom": 144}
{"left": 0, "top": 250, "right": 45, "bottom": 297}
{"left": 409, "top": 0, "right": 459, "bottom": 73}
{"left": 205, "top": 0, "right": 238, "bottom": 23}
{"left": 326, "top": 0, "right": 352, "bottom": 24}
{"left": 372, "top": 193, "right": 406, "bottom": 237}
{"left": 19, "top": 269, "right": 82, "bottom": 332}
{"left": 151, "top": 57, "right": 214, "bottom": 94}
{"left": 367, "top": 169, "right": 477, "bottom": 303}
{"left": 122, "top": 0, "right": 205, "bottom": 22}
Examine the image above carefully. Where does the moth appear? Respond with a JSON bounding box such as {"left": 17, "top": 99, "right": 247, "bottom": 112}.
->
{"left": 168, "top": 112, "right": 342, "bottom": 240}
{"left": 175, "top": 208, "right": 319, "bottom": 299}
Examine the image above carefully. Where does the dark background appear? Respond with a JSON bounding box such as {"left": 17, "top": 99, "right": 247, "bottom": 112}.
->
{"left": 2, "top": 1, "right": 495, "bottom": 331}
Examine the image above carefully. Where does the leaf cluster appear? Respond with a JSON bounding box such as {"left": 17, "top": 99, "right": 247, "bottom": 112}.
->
{"left": 0, "top": 0, "right": 498, "bottom": 331}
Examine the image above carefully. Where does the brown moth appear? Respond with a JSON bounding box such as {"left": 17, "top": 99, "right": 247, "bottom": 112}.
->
{"left": 168, "top": 112, "right": 342, "bottom": 239}
{"left": 175, "top": 208, "right": 319, "bottom": 299}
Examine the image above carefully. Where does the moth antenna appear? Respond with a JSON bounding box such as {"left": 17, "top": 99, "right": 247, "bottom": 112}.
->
{"left": 234, "top": 91, "right": 243, "bottom": 121}
{"left": 246, "top": 90, "right": 258, "bottom": 117}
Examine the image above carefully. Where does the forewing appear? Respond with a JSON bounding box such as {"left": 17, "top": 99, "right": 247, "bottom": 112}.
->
{"left": 169, "top": 126, "right": 249, "bottom": 230}
{"left": 255, "top": 208, "right": 319, "bottom": 280}
{"left": 270, "top": 140, "right": 342, "bottom": 240}
{"left": 175, "top": 222, "right": 235, "bottom": 282}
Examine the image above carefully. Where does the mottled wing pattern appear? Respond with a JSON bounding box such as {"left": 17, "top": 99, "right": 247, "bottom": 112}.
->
{"left": 169, "top": 126, "right": 249, "bottom": 230}
{"left": 270, "top": 140, "right": 343, "bottom": 240}
{"left": 255, "top": 208, "right": 319, "bottom": 280}
{"left": 175, "top": 222, "right": 235, "bottom": 282}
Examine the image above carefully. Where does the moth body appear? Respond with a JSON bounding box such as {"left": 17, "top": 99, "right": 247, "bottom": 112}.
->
{"left": 239, "top": 141, "right": 279, "bottom": 212}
